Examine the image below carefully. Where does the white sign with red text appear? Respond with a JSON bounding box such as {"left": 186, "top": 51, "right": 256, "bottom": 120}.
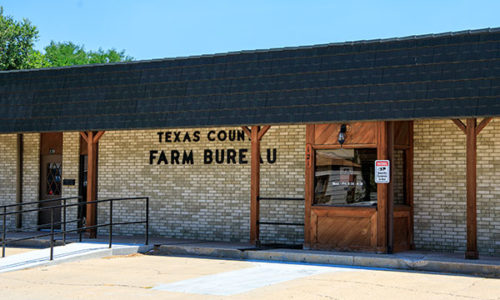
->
{"left": 375, "top": 160, "right": 390, "bottom": 183}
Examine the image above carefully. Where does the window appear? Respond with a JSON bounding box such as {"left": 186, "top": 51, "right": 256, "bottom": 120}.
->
{"left": 314, "top": 149, "right": 377, "bottom": 206}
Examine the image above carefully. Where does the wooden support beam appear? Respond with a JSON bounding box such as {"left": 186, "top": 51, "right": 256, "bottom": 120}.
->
{"left": 466, "top": 119, "right": 478, "bottom": 259}
{"left": 86, "top": 131, "right": 96, "bottom": 238}
{"left": 84, "top": 131, "right": 105, "bottom": 238}
{"left": 377, "top": 121, "right": 388, "bottom": 253}
{"left": 406, "top": 121, "right": 415, "bottom": 249}
{"left": 258, "top": 125, "right": 271, "bottom": 141}
{"left": 376, "top": 121, "right": 395, "bottom": 253}
{"left": 452, "top": 119, "right": 467, "bottom": 134}
{"left": 93, "top": 131, "right": 105, "bottom": 144}
{"left": 80, "top": 132, "right": 88, "bottom": 143}
{"left": 242, "top": 125, "right": 271, "bottom": 245}
{"left": 387, "top": 121, "right": 394, "bottom": 254}
{"left": 476, "top": 117, "right": 493, "bottom": 136}
{"left": 16, "top": 134, "right": 23, "bottom": 228}
{"left": 451, "top": 118, "right": 494, "bottom": 259}
{"left": 304, "top": 125, "right": 315, "bottom": 249}
{"left": 250, "top": 126, "right": 260, "bottom": 245}
{"left": 241, "top": 126, "right": 251, "bottom": 139}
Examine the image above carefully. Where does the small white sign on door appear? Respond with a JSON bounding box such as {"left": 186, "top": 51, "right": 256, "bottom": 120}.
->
{"left": 375, "top": 160, "right": 390, "bottom": 183}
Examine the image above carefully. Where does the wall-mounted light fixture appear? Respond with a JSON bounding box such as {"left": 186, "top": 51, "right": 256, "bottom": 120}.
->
{"left": 338, "top": 124, "right": 347, "bottom": 146}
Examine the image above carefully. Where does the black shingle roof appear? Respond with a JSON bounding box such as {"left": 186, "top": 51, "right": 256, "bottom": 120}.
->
{"left": 0, "top": 28, "right": 499, "bottom": 133}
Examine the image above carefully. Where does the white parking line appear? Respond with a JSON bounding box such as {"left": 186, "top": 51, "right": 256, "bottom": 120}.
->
{"left": 153, "top": 262, "right": 351, "bottom": 296}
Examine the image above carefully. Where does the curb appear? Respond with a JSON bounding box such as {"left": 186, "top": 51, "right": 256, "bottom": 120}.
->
{"left": 153, "top": 245, "right": 500, "bottom": 278}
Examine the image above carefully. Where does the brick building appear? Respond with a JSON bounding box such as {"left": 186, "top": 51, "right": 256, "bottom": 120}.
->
{"left": 1, "top": 28, "right": 499, "bottom": 258}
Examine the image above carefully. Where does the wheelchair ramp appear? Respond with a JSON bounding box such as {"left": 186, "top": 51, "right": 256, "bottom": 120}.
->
{"left": 0, "top": 242, "right": 151, "bottom": 273}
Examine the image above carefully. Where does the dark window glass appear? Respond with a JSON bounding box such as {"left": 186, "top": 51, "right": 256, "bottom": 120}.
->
{"left": 314, "top": 149, "right": 377, "bottom": 206}
{"left": 46, "top": 162, "right": 62, "bottom": 196}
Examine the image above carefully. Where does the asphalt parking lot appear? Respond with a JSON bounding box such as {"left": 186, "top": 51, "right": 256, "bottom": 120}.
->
{"left": 0, "top": 253, "right": 499, "bottom": 300}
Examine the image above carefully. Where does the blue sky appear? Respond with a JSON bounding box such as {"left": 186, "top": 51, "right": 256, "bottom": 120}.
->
{"left": 2, "top": 0, "right": 499, "bottom": 61}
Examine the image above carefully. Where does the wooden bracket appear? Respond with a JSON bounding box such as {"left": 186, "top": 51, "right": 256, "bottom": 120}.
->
{"left": 80, "top": 132, "right": 89, "bottom": 143}
{"left": 93, "top": 131, "right": 105, "bottom": 143}
{"left": 452, "top": 117, "right": 493, "bottom": 137}
{"left": 258, "top": 125, "right": 271, "bottom": 141}
{"left": 242, "top": 126, "right": 271, "bottom": 141}
{"left": 241, "top": 126, "right": 252, "bottom": 139}
{"left": 452, "top": 119, "right": 466, "bottom": 134}
{"left": 476, "top": 117, "right": 492, "bottom": 136}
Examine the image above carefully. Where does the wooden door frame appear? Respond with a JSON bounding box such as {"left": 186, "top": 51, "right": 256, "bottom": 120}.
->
{"left": 38, "top": 154, "right": 63, "bottom": 228}
{"left": 304, "top": 121, "right": 413, "bottom": 253}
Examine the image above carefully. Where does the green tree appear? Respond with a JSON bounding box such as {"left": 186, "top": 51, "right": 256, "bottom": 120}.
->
{"left": 88, "top": 48, "right": 133, "bottom": 64}
{"left": 1, "top": 7, "right": 133, "bottom": 70}
{"left": 43, "top": 41, "right": 89, "bottom": 67}
{"left": 44, "top": 41, "right": 133, "bottom": 67}
{"left": 0, "top": 7, "right": 41, "bottom": 70}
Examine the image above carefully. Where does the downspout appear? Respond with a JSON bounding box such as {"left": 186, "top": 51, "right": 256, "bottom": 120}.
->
{"left": 16, "top": 134, "right": 23, "bottom": 228}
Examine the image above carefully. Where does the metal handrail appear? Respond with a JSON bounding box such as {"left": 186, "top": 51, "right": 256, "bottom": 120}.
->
{"left": 1, "top": 196, "right": 149, "bottom": 260}
{"left": 0, "top": 196, "right": 81, "bottom": 209}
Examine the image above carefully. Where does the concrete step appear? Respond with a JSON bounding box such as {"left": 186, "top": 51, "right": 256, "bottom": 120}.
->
{"left": 152, "top": 244, "right": 500, "bottom": 278}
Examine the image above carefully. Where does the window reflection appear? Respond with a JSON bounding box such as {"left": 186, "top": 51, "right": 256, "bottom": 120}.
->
{"left": 314, "top": 149, "right": 377, "bottom": 206}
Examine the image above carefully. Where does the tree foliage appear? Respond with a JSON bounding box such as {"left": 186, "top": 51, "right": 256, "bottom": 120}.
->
{"left": 0, "top": 6, "right": 133, "bottom": 70}
{"left": 44, "top": 41, "right": 133, "bottom": 67}
{"left": 0, "top": 7, "right": 41, "bottom": 70}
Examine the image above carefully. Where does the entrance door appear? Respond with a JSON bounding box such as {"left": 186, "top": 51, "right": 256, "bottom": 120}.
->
{"left": 305, "top": 122, "right": 413, "bottom": 252}
{"left": 39, "top": 154, "right": 62, "bottom": 229}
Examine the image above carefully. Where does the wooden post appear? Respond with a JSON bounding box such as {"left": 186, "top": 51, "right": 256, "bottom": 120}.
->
{"left": 376, "top": 121, "right": 394, "bottom": 253}
{"left": 387, "top": 121, "right": 394, "bottom": 254}
{"left": 16, "top": 134, "right": 23, "bottom": 228}
{"left": 250, "top": 126, "right": 260, "bottom": 244}
{"left": 452, "top": 117, "right": 492, "bottom": 259}
{"left": 87, "top": 131, "right": 97, "bottom": 237}
{"left": 406, "top": 121, "right": 415, "bottom": 249}
{"left": 304, "top": 125, "right": 315, "bottom": 249}
{"left": 242, "top": 126, "right": 271, "bottom": 245}
{"left": 377, "top": 121, "right": 388, "bottom": 253}
{"left": 465, "top": 118, "right": 478, "bottom": 259}
{"left": 81, "top": 131, "right": 105, "bottom": 238}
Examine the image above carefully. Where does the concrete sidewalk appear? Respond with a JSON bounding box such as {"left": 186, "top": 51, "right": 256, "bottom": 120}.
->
{"left": 0, "top": 242, "right": 152, "bottom": 273}
{"left": 3, "top": 232, "right": 499, "bottom": 277}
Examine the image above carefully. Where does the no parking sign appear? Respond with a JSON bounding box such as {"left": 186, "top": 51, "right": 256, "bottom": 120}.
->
{"left": 375, "top": 160, "right": 390, "bottom": 183}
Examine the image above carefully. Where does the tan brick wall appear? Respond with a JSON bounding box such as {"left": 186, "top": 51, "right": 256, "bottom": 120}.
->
{"left": 21, "top": 133, "right": 40, "bottom": 230}
{"left": 260, "top": 126, "right": 305, "bottom": 244}
{"left": 0, "top": 134, "right": 40, "bottom": 231}
{"left": 476, "top": 118, "right": 500, "bottom": 255}
{"left": 414, "top": 119, "right": 500, "bottom": 255}
{"left": 96, "top": 125, "right": 305, "bottom": 244}
{"left": 2, "top": 120, "right": 497, "bottom": 254}
{"left": 62, "top": 132, "right": 81, "bottom": 231}
{"left": 0, "top": 134, "right": 17, "bottom": 229}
